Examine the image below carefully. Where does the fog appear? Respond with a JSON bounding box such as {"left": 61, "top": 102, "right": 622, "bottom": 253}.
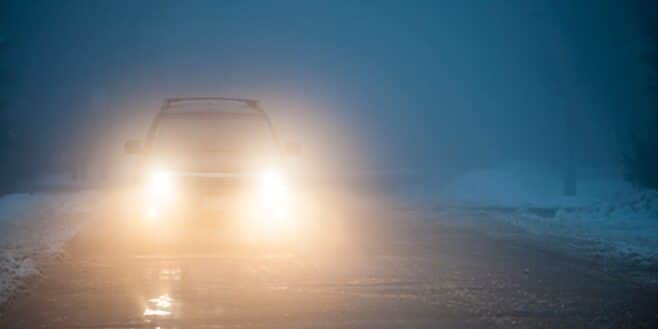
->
{"left": 4, "top": 3, "right": 658, "bottom": 326}
{"left": 1, "top": 0, "right": 653, "bottom": 187}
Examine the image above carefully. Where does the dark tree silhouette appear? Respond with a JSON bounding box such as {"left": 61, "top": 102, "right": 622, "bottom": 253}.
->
{"left": 0, "top": 1, "right": 15, "bottom": 194}
{"left": 0, "top": 0, "right": 32, "bottom": 194}
{"left": 625, "top": 0, "right": 658, "bottom": 189}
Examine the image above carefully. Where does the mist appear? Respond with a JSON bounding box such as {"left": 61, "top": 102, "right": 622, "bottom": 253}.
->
{"left": 4, "top": 2, "right": 658, "bottom": 327}
{"left": 1, "top": 0, "right": 652, "bottom": 187}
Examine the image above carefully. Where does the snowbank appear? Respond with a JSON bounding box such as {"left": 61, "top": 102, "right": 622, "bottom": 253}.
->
{"left": 0, "top": 192, "right": 99, "bottom": 307}
{"left": 507, "top": 189, "right": 658, "bottom": 262}
{"left": 438, "top": 163, "right": 658, "bottom": 265}
{"left": 439, "top": 163, "right": 636, "bottom": 208}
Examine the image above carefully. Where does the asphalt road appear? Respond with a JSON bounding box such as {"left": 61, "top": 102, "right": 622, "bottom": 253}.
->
{"left": 2, "top": 192, "right": 658, "bottom": 329}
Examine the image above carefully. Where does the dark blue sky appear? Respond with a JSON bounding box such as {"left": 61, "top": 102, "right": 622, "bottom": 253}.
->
{"left": 5, "top": 0, "right": 648, "bottom": 174}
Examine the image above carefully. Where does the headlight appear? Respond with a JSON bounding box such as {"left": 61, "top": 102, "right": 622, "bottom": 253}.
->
{"left": 260, "top": 169, "right": 287, "bottom": 198}
{"left": 146, "top": 169, "right": 174, "bottom": 200}
{"left": 258, "top": 169, "right": 289, "bottom": 217}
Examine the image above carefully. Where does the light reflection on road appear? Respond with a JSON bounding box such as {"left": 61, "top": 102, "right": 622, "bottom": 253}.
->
{"left": 159, "top": 266, "right": 182, "bottom": 281}
{"left": 143, "top": 294, "right": 174, "bottom": 318}
{"left": 141, "top": 264, "right": 182, "bottom": 322}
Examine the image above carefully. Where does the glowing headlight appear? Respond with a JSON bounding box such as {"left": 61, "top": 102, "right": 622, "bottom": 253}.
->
{"left": 261, "top": 170, "right": 286, "bottom": 195}
{"left": 147, "top": 169, "right": 174, "bottom": 200}
{"left": 259, "top": 169, "right": 289, "bottom": 208}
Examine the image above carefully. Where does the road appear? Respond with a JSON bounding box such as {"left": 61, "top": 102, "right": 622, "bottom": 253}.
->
{"left": 2, "top": 191, "right": 658, "bottom": 328}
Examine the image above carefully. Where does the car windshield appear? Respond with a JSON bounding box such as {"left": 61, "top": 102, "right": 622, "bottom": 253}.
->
{"left": 148, "top": 113, "right": 278, "bottom": 171}
{"left": 152, "top": 113, "right": 275, "bottom": 151}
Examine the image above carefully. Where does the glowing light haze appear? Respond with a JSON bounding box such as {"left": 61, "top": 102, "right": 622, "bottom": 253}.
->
{"left": 2, "top": 0, "right": 648, "bottom": 181}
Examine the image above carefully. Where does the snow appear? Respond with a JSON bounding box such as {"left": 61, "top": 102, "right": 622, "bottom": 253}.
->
{"left": 511, "top": 189, "right": 658, "bottom": 261}
{"left": 0, "top": 192, "right": 99, "bottom": 306}
{"left": 439, "top": 162, "right": 636, "bottom": 208}
{"left": 436, "top": 162, "right": 658, "bottom": 265}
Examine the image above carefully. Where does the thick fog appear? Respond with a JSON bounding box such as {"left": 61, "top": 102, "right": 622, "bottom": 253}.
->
{"left": 1, "top": 0, "right": 652, "bottom": 186}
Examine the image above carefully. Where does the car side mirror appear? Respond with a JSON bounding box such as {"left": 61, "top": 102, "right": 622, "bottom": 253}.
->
{"left": 283, "top": 142, "right": 302, "bottom": 157}
{"left": 124, "top": 140, "right": 143, "bottom": 155}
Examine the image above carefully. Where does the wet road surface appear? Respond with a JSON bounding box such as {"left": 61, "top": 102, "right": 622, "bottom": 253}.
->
{"left": 2, "top": 194, "right": 658, "bottom": 328}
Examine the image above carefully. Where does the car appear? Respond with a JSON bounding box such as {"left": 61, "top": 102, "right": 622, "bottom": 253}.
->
{"left": 123, "top": 97, "right": 302, "bottom": 243}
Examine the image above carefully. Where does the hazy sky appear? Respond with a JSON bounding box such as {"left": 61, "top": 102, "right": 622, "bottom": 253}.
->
{"left": 5, "top": 0, "right": 648, "bottom": 175}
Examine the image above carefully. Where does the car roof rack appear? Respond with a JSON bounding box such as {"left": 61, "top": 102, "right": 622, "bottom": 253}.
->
{"left": 161, "top": 97, "right": 263, "bottom": 114}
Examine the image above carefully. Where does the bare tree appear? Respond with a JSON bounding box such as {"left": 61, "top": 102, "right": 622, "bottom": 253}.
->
{"left": 625, "top": 0, "right": 658, "bottom": 189}
{"left": 534, "top": 3, "right": 581, "bottom": 195}
{"left": 0, "top": 0, "right": 15, "bottom": 193}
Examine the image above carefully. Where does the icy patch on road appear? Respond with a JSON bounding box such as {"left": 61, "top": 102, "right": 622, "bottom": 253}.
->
{"left": 0, "top": 251, "right": 38, "bottom": 301}
{"left": 0, "top": 192, "right": 99, "bottom": 307}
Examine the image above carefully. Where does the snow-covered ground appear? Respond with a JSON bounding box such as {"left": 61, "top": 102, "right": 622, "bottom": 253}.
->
{"left": 438, "top": 162, "right": 637, "bottom": 208}
{"left": 0, "top": 192, "right": 100, "bottom": 307}
{"left": 433, "top": 163, "right": 658, "bottom": 266}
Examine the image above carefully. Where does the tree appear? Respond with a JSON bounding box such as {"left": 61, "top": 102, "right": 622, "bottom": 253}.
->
{"left": 0, "top": 1, "right": 16, "bottom": 193}
{"left": 0, "top": 0, "right": 31, "bottom": 193}
{"left": 625, "top": 0, "right": 658, "bottom": 189}
{"left": 535, "top": 3, "right": 581, "bottom": 195}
